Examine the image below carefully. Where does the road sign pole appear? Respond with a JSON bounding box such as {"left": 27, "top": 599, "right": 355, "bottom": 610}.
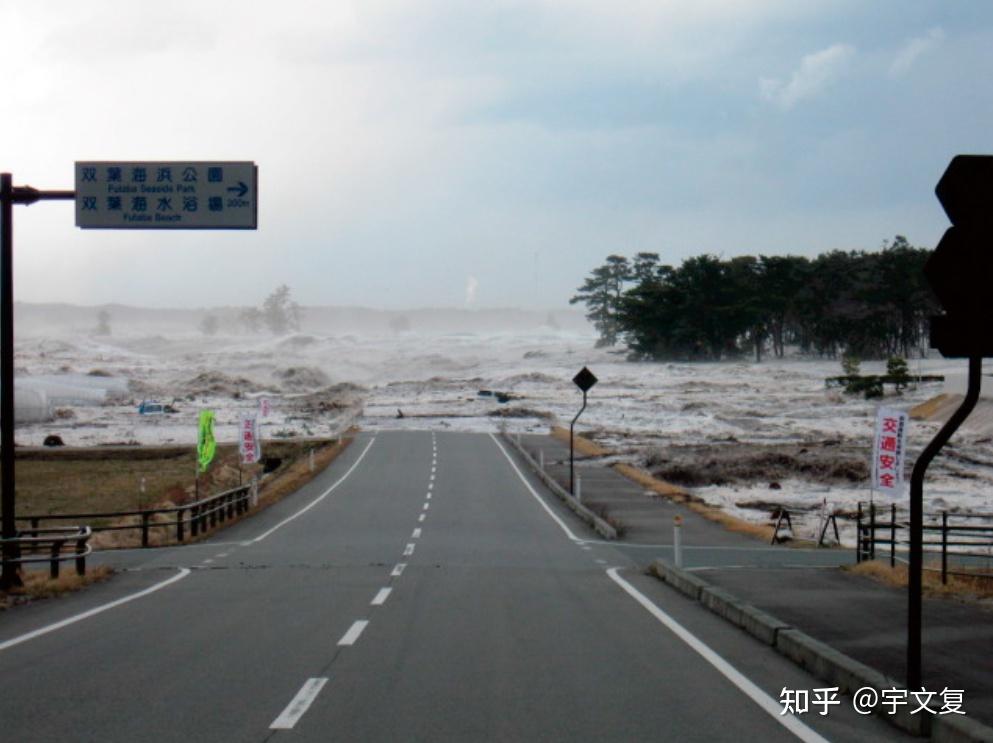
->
{"left": 908, "top": 154, "right": 993, "bottom": 688}
{"left": 570, "top": 389, "right": 587, "bottom": 495}
{"left": 907, "top": 354, "right": 981, "bottom": 689}
{"left": 1, "top": 176, "right": 74, "bottom": 590}
{"left": 569, "top": 366, "right": 598, "bottom": 496}
{"left": 1, "top": 174, "right": 19, "bottom": 589}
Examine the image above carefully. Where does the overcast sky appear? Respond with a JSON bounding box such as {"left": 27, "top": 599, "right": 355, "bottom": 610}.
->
{"left": 3, "top": 1, "right": 992, "bottom": 310}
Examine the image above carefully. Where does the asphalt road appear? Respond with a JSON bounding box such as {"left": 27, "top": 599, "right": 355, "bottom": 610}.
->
{"left": 0, "top": 432, "right": 909, "bottom": 741}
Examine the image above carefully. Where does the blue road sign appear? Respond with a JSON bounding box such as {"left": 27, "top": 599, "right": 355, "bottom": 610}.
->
{"left": 75, "top": 161, "right": 257, "bottom": 229}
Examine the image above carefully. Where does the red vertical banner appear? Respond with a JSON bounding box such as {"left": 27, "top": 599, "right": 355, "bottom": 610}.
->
{"left": 872, "top": 407, "right": 908, "bottom": 495}
{"left": 240, "top": 415, "right": 261, "bottom": 465}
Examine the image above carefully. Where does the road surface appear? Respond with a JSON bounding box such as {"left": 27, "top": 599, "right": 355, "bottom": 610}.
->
{"left": 0, "top": 432, "right": 907, "bottom": 741}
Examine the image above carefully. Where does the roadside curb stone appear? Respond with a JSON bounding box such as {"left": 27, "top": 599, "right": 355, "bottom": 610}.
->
{"left": 649, "top": 560, "right": 707, "bottom": 600}
{"left": 501, "top": 432, "right": 617, "bottom": 540}
{"left": 650, "top": 560, "right": 993, "bottom": 740}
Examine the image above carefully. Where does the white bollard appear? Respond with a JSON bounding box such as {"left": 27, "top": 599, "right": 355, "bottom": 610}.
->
{"left": 575, "top": 475, "right": 582, "bottom": 503}
{"left": 673, "top": 515, "right": 683, "bottom": 568}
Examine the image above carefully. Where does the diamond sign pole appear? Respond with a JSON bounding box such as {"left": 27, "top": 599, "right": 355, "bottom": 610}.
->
{"left": 570, "top": 367, "right": 597, "bottom": 496}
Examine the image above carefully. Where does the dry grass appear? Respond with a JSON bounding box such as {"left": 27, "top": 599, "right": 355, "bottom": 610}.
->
{"left": 8, "top": 446, "right": 206, "bottom": 524}
{"left": 549, "top": 425, "right": 611, "bottom": 457}
{"left": 1, "top": 565, "right": 114, "bottom": 610}
{"left": 9, "top": 438, "right": 349, "bottom": 550}
{"left": 848, "top": 560, "right": 993, "bottom": 602}
{"left": 910, "top": 393, "right": 952, "bottom": 420}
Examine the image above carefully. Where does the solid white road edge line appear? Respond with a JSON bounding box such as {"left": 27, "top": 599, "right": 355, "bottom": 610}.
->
{"left": 606, "top": 568, "right": 829, "bottom": 743}
{"left": 338, "top": 620, "right": 369, "bottom": 646}
{"left": 0, "top": 568, "right": 192, "bottom": 653}
{"left": 270, "top": 677, "right": 328, "bottom": 730}
{"left": 371, "top": 588, "right": 392, "bottom": 606}
{"left": 488, "top": 433, "right": 581, "bottom": 542}
{"left": 251, "top": 438, "right": 376, "bottom": 543}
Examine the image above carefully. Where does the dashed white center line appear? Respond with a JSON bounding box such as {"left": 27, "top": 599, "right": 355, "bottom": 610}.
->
{"left": 202, "top": 558, "right": 214, "bottom": 564}
{"left": 391, "top": 563, "right": 407, "bottom": 576}
{"left": 426, "top": 492, "right": 432, "bottom": 500}
{"left": 216, "top": 553, "right": 229, "bottom": 559}
{"left": 270, "top": 678, "right": 328, "bottom": 730}
{"left": 418, "top": 514, "right": 426, "bottom": 522}
{"left": 428, "top": 482, "right": 433, "bottom": 490}
{"left": 338, "top": 620, "right": 369, "bottom": 646}
{"left": 404, "top": 543, "right": 416, "bottom": 556}
{"left": 430, "top": 474, "right": 435, "bottom": 482}
{"left": 423, "top": 502, "right": 430, "bottom": 511}
{"left": 371, "top": 588, "right": 392, "bottom": 606}
{"left": 431, "top": 466, "right": 436, "bottom": 473}
{"left": 412, "top": 528, "right": 422, "bottom": 539}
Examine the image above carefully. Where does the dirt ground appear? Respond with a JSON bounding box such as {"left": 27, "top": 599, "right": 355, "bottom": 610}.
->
{"left": 641, "top": 438, "right": 869, "bottom": 489}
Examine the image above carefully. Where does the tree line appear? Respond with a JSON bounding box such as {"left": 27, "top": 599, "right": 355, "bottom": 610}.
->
{"left": 570, "top": 237, "right": 939, "bottom": 361}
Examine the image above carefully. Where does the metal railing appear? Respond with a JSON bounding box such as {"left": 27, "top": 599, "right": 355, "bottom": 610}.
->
{"left": 11, "top": 483, "right": 255, "bottom": 550}
{"left": 856, "top": 501, "right": 993, "bottom": 583}
{"left": 0, "top": 525, "right": 92, "bottom": 578}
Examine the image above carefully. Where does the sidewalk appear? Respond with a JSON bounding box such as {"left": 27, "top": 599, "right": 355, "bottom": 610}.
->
{"left": 510, "top": 431, "right": 993, "bottom": 740}
{"left": 516, "top": 432, "right": 761, "bottom": 549}
{"left": 700, "top": 566, "right": 993, "bottom": 725}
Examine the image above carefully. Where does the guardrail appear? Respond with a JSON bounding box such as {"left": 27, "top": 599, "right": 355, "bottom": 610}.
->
{"left": 856, "top": 501, "right": 993, "bottom": 583}
{"left": 11, "top": 483, "right": 255, "bottom": 550}
{"left": 0, "top": 525, "right": 92, "bottom": 578}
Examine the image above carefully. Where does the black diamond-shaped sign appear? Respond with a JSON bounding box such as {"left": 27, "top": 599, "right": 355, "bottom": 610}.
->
{"left": 573, "top": 366, "right": 598, "bottom": 392}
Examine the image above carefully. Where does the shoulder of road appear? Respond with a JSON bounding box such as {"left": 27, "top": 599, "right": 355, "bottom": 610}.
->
{"left": 507, "top": 430, "right": 993, "bottom": 742}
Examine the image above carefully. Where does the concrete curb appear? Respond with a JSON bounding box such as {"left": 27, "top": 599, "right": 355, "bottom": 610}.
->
{"left": 501, "top": 433, "right": 617, "bottom": 540}
{"left": 651, "top": 560, "right": 993, "bottom": 740}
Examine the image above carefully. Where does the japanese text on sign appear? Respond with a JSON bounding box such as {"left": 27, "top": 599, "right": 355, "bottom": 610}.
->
{"left": 240, "top": 415, "right": 261, "bottom": 465}
{"left": 872, "top": 407, "right": 908, "bottom": 494}
{"left": 75, "top": 161, "right": 257, "bottom": 229}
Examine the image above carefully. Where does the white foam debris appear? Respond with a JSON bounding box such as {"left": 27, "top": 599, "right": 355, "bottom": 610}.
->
{"left": 12, "top": 326, "right": 986, "bottom": 541}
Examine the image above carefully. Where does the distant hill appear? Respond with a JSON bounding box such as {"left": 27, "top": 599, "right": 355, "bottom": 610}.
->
{"left": 14, "top": 302, "right": 591, "bottom": 336}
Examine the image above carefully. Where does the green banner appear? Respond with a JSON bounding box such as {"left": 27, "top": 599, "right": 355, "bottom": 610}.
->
{"left": 197, "top": 410, "right": 216, "bottom": 473}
